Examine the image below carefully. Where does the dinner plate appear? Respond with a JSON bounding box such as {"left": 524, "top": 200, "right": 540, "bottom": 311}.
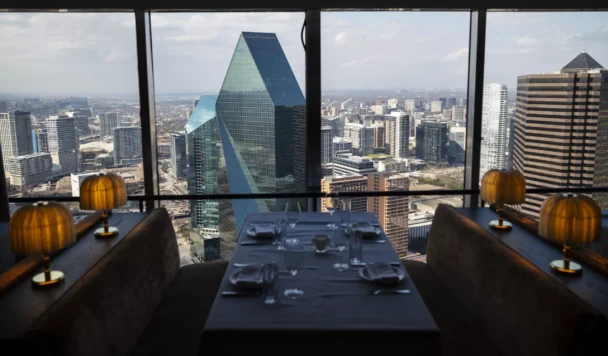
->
{"left": 246, "top": 225, "right": 276, "bottom": 239}
{"left": 358, "top": 265, "right": 405, "bottom": 285}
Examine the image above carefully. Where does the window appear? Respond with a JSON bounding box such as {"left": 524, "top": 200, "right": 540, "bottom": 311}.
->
{"left": 151, "top": 12, "right": 306, "bottom": 263}
{"left": 483, "top": 11, "right": 608, "bottom": 219}
{"left": 321, "top": 10, "right": 470, "bottom": 259}
{"left": 0, "top": 12, "right": 143, "bottom": 212}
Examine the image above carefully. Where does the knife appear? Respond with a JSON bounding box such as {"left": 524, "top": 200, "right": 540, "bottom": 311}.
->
{"left": 221, "top": 291, "right": 256, "bottom": 297}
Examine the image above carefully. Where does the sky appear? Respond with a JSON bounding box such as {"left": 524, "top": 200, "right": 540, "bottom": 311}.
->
{"left": 0, "top": 11, "right": 607, "bottom": 96}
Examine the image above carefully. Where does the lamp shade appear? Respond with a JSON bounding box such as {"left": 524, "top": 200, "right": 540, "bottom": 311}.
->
{"left": 539, "top": 194, "right": 601, "bottom": 245}
{"left": 480, "top": 169, "right": 526, "bottom": 205}
{"left": 9, "top": 201, "right": 76, "bottom": 254}
{"left": 79, "top": 173, "right": 127, "bottom": 211}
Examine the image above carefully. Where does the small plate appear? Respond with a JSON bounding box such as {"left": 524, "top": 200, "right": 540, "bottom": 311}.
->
{"left": 246, "top": 225, "right": 276, "bottom": 239}
{"left": 229, "top": 268, "right": 268, "bottom": 290}
{"left": 358, "top": 265, "right": 405, "bottom": 285}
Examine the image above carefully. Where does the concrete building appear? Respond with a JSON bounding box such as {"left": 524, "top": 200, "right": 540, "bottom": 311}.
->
{"left": 333, "top": 137, "right": 353, "bottom": 157}
{"left": 371, "top": 123, "right": 385, "bottom": 149}
{"left": 321, "top": 174, "right": 368, "bottom": 213}
{"left": 416, "top": 121, "right": 448, "bottom": 165}
{"left": 47, "top": 116, "right": 79, "bottom": 174}
{"left": 459, "top": 98, "right": 467, "bottom": 106}
{"left": 9, "top": 153, "right": 52, "bottom": 188}
{"left": 0, "top": 111, "right": 33, "bottom": 172}
{"left": 385, "top": 112, "right": 409, "bottom": 159}
{"left": 341, "top": 98, "right": 353, "bottom": 111}
{"left": 322, "top": 116, "right": 345, "bottom": 138}
{"left": 451, "top": 105, "right": 465, "bottom": 122}
{"left": 113, "top": 127, "right": 142, "bottom": 165}
{"left": 345, "top": 123, "right": 374, "bottom": 156}
{"left": 171, "top": 132, "right": 187, "bottom": 179}
{"left": 480, "top": 83, "right": 508, "bottom": 180}
{"left": 513, "top": 52, "right": 608, "bottom": 217}
{"left": 431, "top": 101, "right": 444, "bottom": 113}
{"left": 75, "top": 116, "right": 91, "bottom": 137}
{"left": 321, "top": 126, "right": 333, "bottom": 164}
{"left": 376, "top": 158, "right": 408, "bottom": 173}
{"left": 448, "top": 126, "right": 466, "bottom": 165}
{"left": 388, "top": 98, "right": 399, "bottom": 109}
{"left": 99, "top": 112, "right": 119, "bottom": 139}
{"left": 333, "top": 154, "right": 377, "bottom": 176}
{"left": 34, "top": 129, "right": 49, "bottom": 153}
{"left": 373, "top": 104, "right": 387, "bottom": 115}
{"left": 404, "top": 99, "right": 421, "bottom": 112}
{"left": 368, "top": 172, "right": 409, "bottom": 257}
{"left": 71, "top": 171, "right": 101, "bottom": 197}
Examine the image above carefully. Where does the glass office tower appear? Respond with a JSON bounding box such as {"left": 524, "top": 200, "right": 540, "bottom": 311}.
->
{"left": 216, "top": 32, "right": 306, "bottom": 229}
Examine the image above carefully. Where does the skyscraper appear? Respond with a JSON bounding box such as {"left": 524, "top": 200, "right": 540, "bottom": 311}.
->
{"left": 416, "top": 121, "right": 448, "bottom": 165}
{"left": 113, "top": 127, "right": 142, "bottom": 165}
{"left": 448, "top": 126, "right": 466, "bottom": 165}
{"left": 9, "top": 153, "right": 52, "bottom": 188}
{"left": 215, "top": 32, "right": 306, "bottom": 228}
{"left": 75, "top": 116, "right": 91, "bottom": 137}
{"left": 321, "top": 126, "right": 333, "bottom": 164}
{"left": 451, "top": 105, "right": 465, "bottom": 122}
{"left": 322, "top": 116, "right": 345, "bottom": 138}
{"left": 171, "top": 132, "right": 187, "bottom": 179}
{"left": 368, "top": 172, "right": 410, "bottom": 258}
{"left": 480, "top": 83, "right": 508, "bottom": 180}
{"left": 430, "top": 101, "right": 444, "bottom": 113}
{"left": 333, "top": 137, "right": 353, "bottom": 157}
{"left": 0, "top": 111, "right": 33, "bottom": 172}
{"left": 385, "top": 112, "right": 409, "bottom": 159}
{"left": 513, "top": 52, "right": 608, "bottom": 217}
{"left": 34, "top": 129, "right": 49, "bottom": 154}
{"left": 186, "top": 96, "right": 220, "bottom": 230}
{"left": 99, "top": 112, "right": 119, "bottom": 139}
{"left": 345, "top": 123, "right": 374, "bottom": 156}
{"left": 47, "top": 116, "right": 79, "bottom": 174}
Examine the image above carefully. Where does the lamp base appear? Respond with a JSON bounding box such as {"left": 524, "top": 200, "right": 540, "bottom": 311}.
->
{"left": 32, "top": 270, "right": 64, "bottom": 286}
{"left": 95, "top": 226, "right": 119, "bottom": 238}
{"left": 489, "top": 220, "right": 512, "bottom": 230}
{"left": 550, "top": 260, "right": 582, "bottom": 275}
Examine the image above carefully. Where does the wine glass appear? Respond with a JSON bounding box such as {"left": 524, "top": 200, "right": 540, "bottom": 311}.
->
{"left": 339, "top": 200, "right": 351, "bottom": 229}
{"left": 283, "top": 238, "right": 304, "bottom": 299}
{"left": 332, "top": 227, "right": 350, "bottom": 271}
{"left": 284, "top": 201, "right": 301, "bottom": 231}
{"left": 274, "top": 218, "right": 286, "bottom": 250}
{"left": 325, "top": 191, "right": 339, "bottom": 216}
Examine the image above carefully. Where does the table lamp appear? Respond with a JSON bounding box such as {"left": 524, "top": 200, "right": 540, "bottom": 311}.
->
{"left": 539, "top": 193, "right": 601, "bottom": 275}
{"left": 9, "top": 201, "right": 76, "bottom": 286}
{"left": 480, "top": 169, "right": 526, "bottom": 230}
{"left": 79, "top": 173, "right": 127, "bottom": 237}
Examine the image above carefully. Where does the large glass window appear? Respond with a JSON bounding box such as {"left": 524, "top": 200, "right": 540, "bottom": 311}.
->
{"left": 321, "top": 11, "right": 470, "bottom": 260}
{"left": 0, "top": 12, "right": 143, "bottom": 212}
{"left": 151, "top": 12, "right": 306, "bottom": 263}
{"left": 483, "top": 11, "right": 608, "bottom": 219}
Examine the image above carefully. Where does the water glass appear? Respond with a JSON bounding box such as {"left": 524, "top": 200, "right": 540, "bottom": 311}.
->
{"left": 332, "top": 227, "right": 349, "bottom": 271}
{"left": 339, "top": 203, "right": 351, "bottom": 229}
{"left": 274, "top": 218, "right": 286, "bottom": 250}
{"left": 283, "top": 238, "right": 304, "bottom": 299}
{"left": 349, "top": 229, "right": 363, "bottom": 265}
{"left": 263, "top": 263, "right": 280, "bottom": 306}
{"left": 284, "top": 201, "right": 301, "bottom": 229}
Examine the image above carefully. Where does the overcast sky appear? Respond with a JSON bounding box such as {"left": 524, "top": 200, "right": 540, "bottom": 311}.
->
{"left": 0, "top": 11, "right": 607, "bottom": 96}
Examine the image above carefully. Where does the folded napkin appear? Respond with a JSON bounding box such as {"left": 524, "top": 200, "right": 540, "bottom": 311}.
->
{"left": 235, "top": 264, "right": 265, "bottom": 289}
{"left": 355, "top": 222, "right": 379, "bottom": 239}
{"left": 364, "top": 263, "right": 400, "bottom": 284}
{"left": 253, "top": 224, "right": 275, "bottom": 238}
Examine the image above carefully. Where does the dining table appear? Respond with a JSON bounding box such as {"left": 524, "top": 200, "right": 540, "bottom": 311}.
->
{"left": 200, "top": 211, "right": 440, "bottom": 356}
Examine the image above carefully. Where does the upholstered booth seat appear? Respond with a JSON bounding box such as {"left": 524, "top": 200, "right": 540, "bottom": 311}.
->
{"left": 403, "top": 204, "right": 608, "bottom": 356}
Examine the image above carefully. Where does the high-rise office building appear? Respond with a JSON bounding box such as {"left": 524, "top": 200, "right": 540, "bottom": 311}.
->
{"left": 186, "top": 96, "right": 220, "bottom": 230}
{"left": 480, "top": 83, "right": 508, "bottom": 180}
{"left": 0, "top": 111, "right": 33, "bottom": 172}
{"left": 171, "top": 132, "right": 187, "bottom": 179}
{"left": 345, "top": 123, "right": 374, "bottom": 156}
{"left": 388, "top": 98, "right": 399, "bottom": 109}
{"left": 513, "top": 52, "right": 608, "bottom": 217}
{"left": 507, "top": 118, "right": 515, "bottom": 170}
{"left": 459, "top": 98, "right": 467, "bottom": 106}
{"left": 368, "top": 172, "right": 410, "bottom": 257}
{"left": 322, "top": 116, "right": 345, "bottom": 138}
{"left": 416, "top": 121, "right": 448, "bottom": 165}
{"left": 333, "top": 154, "right": 377, "bottom": 176}
{"left": 385, "top": 112, "right": 409, "bottom": 159}
{"left": 404, "top": 99, "right": 417, "bottom": 112}
{"left": 99, "top": 112, "right": 119, "bottom": 139}
{"left": 9, "top": 152, "right": 52, "bottom": 188}
{"left": 34, "top": 129, "right": 49, "bottom": 154}
{"left": 372, "top": 123, "right": 385, "bottom": 149}
{"left": 215, "top": 32, "right": 306, "bottom": 229}
{"left": 47, "top": 116, "right": 79, "bottom": 174}
{"left": 333, "top": 137, "right": 353, "bottom": 157}
{"left": 446, "top": 97, "right": 457, "bottom": 108}
{"left": 430, "top": 101, "right": 444, "bottom": 113}
{"left": 113, "top": 127, "right": 142, "bottom": 165}
{"left": 321, "top": 126, "right": 333, "bottom": 164}
{"left": 321, "top": 174, "right": 368, "bottom": 213}
{"left": 75, "top": 116, "right": 91, "bottom": 137}
{"left": 448, "top": 126, "right": 466, "bottom": 165}
{"left": 451, "top": 105, "right": 465, "bottom": 122}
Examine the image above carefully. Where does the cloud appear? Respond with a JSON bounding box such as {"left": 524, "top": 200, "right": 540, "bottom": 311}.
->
{"left": 514, "top": 35, "right": 536, "bottom": 45}
{"left": 342, "top": 53, "right": 388, "bottom": 67}
{"left": 444, "top": 48, "right": 468, "bottom": 61}
{"left": 334, "top": 32, "right": 347, "bottom": 43}
{"left": 164, "top": 33, "right": 218, "bottom": 42}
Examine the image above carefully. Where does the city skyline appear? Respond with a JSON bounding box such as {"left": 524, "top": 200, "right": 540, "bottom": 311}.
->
{"left": 1, "top": 12, "right": 608, "bottom": 95}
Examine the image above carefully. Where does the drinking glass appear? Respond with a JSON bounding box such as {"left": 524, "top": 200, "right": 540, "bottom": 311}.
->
{"left": 332, "top": 227, "right": 350, "bottom": 271}
{"left": 349, "top": 229, "right": 363, "bottom": 265}
{"left": 339, "top": 201, "right": 351, "bottom": 229}
{"left": 325, "top": 191, "right": 339, "bottom": 216}
{"left": 284, "top": 201, "right": 301, "bottom": 230}
{"left": 283, "top": 238, "right": 304, "bottom": 299}
{"left": 274, "top": 218, "right": 287, "bottom": 250}
{"left": 263, "top": 262, "right": 280, "bottom": 306}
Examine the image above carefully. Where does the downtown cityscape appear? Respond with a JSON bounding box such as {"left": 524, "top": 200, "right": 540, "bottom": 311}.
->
{"left": 2, "top": 11, "right": 607, "bottom": 266}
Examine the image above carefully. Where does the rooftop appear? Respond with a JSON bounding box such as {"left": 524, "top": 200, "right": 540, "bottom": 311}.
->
{"left": 561, "top": 52, "right": 604, "bottom": 73}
